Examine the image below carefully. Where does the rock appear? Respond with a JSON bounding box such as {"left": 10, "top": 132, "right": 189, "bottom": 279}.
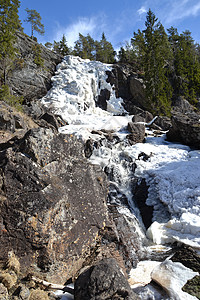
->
{"left": 166, "top": 112, "right": 200, "bottom": 148}
{"left": 127, "top": 122, "right": 145, "bottom": 145}
{"left": 0, "top": 283, "right": 8, "bottom": 299}
{"left": 74, "top": 258, "right": 140, "bottom": 300}
{"left": 170, "top": 245, "right": 200, "bottom": 273}
{"left": 0, "top": 102, "right": 38, "bottom": 145}
{"left": 0, "top": 128, "right": 109, "bottom": 283}
{"left": 129, "top": 76, "right": 147, "bottom": 109}
{"left": 106, "top": 64, "right": 147, "bottom": 114}
{"left": 28, "top": 289, "right": 49, "bottom": 300}
{"left": 6, "top": 31, "right": 63, "bottom": 103}
{"left": 151, "top": 259, "right": 199, "bottom": 300}
{"left": 182, "top": 275, "right": 200, "bottom": 299}
{"left": 108, "top": 205, "right": 147, "bottom": 270}
{"left": 96, "top": 89, "right": 110, "bottom": 110}
{"left": 132, "top": 115, "right": 145, "bottom": 123}
{"left": 39, "top": 112, "right": 68, "bottom": 130}
{"left": 134, "top": 178, "right": 153, "bottom": 229}
{"left": 84, "top": 139, "right": 94, "bottom": 158}
{"left": 154, "top": 116, "right": 171, "bottom": 131}
{"left": 172, "top": 96, "right": 195, "bottom": 114}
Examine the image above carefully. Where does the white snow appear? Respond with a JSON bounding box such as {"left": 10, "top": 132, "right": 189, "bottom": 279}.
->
{"left": 41, "top": 55, "right": 200, "bottom": 251}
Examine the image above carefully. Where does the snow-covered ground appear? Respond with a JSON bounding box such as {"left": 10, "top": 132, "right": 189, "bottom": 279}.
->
{"left": 42, "top": 55, "right": 200, "bottom": 299}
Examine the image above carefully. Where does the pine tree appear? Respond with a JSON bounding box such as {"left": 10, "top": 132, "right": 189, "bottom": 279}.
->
{"left": 24, "top": 8, "right": 44, "bottom": 38}
{"left": 0, "top": 0, "right": 21, "bottom": 84}
{"left": 132, "top": 9, "right": 172, "bottom": 115}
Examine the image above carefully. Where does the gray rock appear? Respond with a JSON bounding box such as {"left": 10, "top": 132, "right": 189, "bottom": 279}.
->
{"left": 74, "top": 258, "right": 140, "bottom": 300}
{"left": 167, "top": 112, "right": 200, "bottom": 148}
{"left": 6, "top": 32, "right": 63, "bottom": 103}
{"left": 127, "top": 122, "right": 145, "bottom": 145}
{"left": 172, "top": 96, "right": 195, "bottom": 114}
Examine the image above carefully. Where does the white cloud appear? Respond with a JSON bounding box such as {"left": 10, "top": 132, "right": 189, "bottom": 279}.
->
{"left": 53, "top": 15, "right": 106, "bottom": 47}
{"left": 137, "top": 6, "right": 147, "bottom": 15}
{"left": 164, "top": 0, "right": 200, "bottom": 24}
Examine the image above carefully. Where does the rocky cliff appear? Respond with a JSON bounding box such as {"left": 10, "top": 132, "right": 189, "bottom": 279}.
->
{"left": 5, "top": 32, "right": 63, "bottom": 103}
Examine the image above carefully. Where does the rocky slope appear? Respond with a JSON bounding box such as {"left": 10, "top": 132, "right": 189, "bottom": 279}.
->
{"left": 5, "top": 31, "right": 63, "bottom": 103}
{"left": 0, "top": 34, "right": 200, "bottom": 299}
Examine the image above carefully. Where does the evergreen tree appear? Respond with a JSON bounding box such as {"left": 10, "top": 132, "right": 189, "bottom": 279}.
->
{"left": 56, "top": 35, "right": 70, "bottom": 56}
{"left": 24, "top": 8, "right": 44, "bottom": 38}
{"left": 73, "top": 33, "right": 95, "bottom": 60}
{"left": 132, "top": 9, "right": 172, "bottom": 115}
{"left": 96, "top": 33, "right": 116, "bottom": 63}
{"left": 118, "top": 41, "right": 136, "bottom": 63}
{"left": 0, "top": 0, "right": 21, "bottom": 84}
{"left": 168, "top": 28, "right": 200, "bottom": 103}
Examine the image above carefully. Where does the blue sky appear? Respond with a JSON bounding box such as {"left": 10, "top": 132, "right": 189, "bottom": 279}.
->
{"left": 19, "top": 0, "right": 200, "bottom": 49}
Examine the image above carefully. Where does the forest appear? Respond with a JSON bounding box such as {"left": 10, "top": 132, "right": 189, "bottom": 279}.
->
{"left": 1, "top": 0, "right": 200, "bottom": 115}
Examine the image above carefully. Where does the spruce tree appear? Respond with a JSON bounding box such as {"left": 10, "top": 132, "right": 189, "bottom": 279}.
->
{"left": 57, "top": 35, "right": 70, "bottom": 56}
{"left": 118, "top": 41, "right": 136, "bottom": 63}
{"left": 132, "top": 9, "right": 172, "bottom": 115}
{"left": 96, "top": 33, "right": 116, "bottom": 63}
{"left": 168, "top": 28, "right": 200, "bottom": 103}
{"left": 0, "top": 0, "right": 21, "bottom": 84}
{"left": 24, "top": 8, "right": 44, "bottom": 38}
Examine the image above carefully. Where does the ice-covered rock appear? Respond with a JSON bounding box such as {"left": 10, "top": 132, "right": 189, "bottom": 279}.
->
{"left": 151, "top": 259, "right": 199, "bottom": 300}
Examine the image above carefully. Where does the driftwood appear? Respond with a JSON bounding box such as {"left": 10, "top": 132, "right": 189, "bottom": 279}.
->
{"left": 31, "top": 276, "right": 74, "bottom": 295}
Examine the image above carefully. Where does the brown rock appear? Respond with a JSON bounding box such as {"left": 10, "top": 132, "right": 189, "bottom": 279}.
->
{"left": 0, "top": 128, "right": 109, "bottom": 283}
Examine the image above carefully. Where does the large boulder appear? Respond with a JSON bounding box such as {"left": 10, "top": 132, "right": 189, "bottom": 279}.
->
{"left": 74, "top": 258, "right": 140, "bottom": 300}
{"left": 127, "top": 122, "right": 146, "bottom": 145}
{"left": 0, "top": 128, "right": 109, "bottom": 283}
{"left": 167, "top": 112, "right": 200, "bottom": 148}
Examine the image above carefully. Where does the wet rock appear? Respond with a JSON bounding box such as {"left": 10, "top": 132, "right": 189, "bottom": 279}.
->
{"left": 134, "top": 178, "right": 153, "bottom": 229}
{"left": 74, "top": 258, "right": 140, "bottom": 300}
{"left": 0, "top": 128, "right": 109, "bottom": 283}
{"left": 127, "top": 122, "right": 145, "bottom": 145}
{"left": 170, "top": 245, "right": 200, "bottom": 273}
{"left": 151, "top": 259, "right": 198, "bottom": 300}
{"left": 84, "top": 139, "right": 94, "bottom": 158}
{"left": 182, "top": 275, "right": 200, "bottom": 299}
{"left": 167, "top": 112, "right": 200, "bottom": 148}
{"left": 108, "top": 205, "right": 147, "bottom": 270}
{"left": 96, "top": 89, "right": 110, "bottom": 110}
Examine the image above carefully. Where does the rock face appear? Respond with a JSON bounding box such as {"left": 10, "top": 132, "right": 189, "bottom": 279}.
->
{"left": 106, "top": 64, "right": 147, "bottom": 113}
{"left": 167, "top": 112, "right": 200, "bottom": 148}
{"left": 74, "top": 258, "right": 140, "bottom": 300}
{"left": 6, "top": 32, "right": 63, "bottom": 103}
{"left": 0, "top": 127, "right": 109, "bottom": 283}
